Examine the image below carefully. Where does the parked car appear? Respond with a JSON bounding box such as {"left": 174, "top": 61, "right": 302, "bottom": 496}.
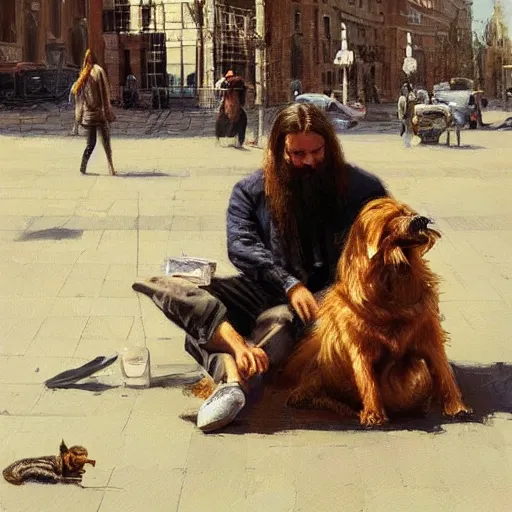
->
{"left": 294, "top": 93, "right": 360, "bottom": 131}
{"left": 432, "top": 88, "right": 479, "bottom": 129}
{"left": 434, "top": 78, "right": 488, "bottom": 129}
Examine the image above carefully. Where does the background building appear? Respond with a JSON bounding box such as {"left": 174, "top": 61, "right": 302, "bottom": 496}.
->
{"left": 265, "top": 0, "right": 385, "bottom": 105}
{"left": 101, "top": 0, "right": 199, "bottom": 101}
{"left": 383, "top": 0, "right": 473, "bottom": 95}
{"left": 2, "top": 1, "right": 505, "bottom": 106}
{"left": 0, "top": 0, "right": 88, "bottom": 67}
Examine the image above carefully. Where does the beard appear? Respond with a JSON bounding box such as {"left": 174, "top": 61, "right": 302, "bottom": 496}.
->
{"left": 279, "top": 160, "right": 342, "bottom": 273}
{"left": 286, "top": 160, "right": 340, "bottom": 231}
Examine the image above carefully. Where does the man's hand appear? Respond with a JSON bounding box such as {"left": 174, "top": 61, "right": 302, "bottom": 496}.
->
{"left": 233, "top": 344, "right": 269, "bottom": 381}
{"left": 287, "top": 283, "right": 319, "bottom": 324}
{"left": 208, "top": 321, "right": 269, "bottom": 381}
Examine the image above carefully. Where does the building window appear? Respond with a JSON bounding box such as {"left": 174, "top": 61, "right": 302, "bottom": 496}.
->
{"left": 103, "top": 0, "right": 130, "bottom": 33}
{"left": 322, "top": 16, "right": 331, "bottom": 64}
{"left": 51, "top": 0, "right": 62, "bottom": 38}
{"left": 323, "top": 15, "right": 330, "bottom": 39}
{"left": 140, "top": 4, "right": 151, "bottom": 31}
{"left": 408, "top": 7, "right": 422, "bottom": 25}
{"left": 294, "top": 10, "right": 301, "bottom": 33}
{"left": 0, "top": 0, "right": 17, "bottom": 43}
{"left": 291, "top": 34, "right": 303, "bottom": 79}
{"left": 313, "top": 8, "right": 319, "bottom": 64}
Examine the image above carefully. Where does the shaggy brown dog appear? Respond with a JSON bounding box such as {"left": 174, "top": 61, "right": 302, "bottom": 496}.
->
{"left": 282, "top": 197, "right": 472, "bottom": 427}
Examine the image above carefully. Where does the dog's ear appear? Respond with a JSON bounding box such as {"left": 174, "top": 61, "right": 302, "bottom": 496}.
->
{"left": 60, "top": 440, "right": 68, "bottom": 454}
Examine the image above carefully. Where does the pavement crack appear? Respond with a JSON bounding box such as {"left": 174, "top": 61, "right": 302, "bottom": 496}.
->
{"left": 136, "top": 192, "right": 140, "bottom": 275}
{"left": 95, "top": 467, "right": 118, "bottom": 511}
{"left": 96, "top": 229, "right": 106, "bottom": 251}
{"left": 121, "top": 407, "right": 134, "bottom": 434}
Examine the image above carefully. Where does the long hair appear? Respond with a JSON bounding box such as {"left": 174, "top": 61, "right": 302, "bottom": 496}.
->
{"left": 71, "top": 49, "right": 95, "bottom": 96}
{"left": 223, "top": 76, "right": 244, "bottom": 123}
{"left": 264, "top": 102, "right": 349, "bottom": 242}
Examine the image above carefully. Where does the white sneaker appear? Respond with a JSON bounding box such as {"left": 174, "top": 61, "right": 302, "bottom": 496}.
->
{"left": 196, "top": 382, "right": 246, "bottom": 432}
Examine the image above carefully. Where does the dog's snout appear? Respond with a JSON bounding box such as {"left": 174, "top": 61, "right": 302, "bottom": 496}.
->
{"left": 410, "top": 215, "right": 431, "bottom": 232}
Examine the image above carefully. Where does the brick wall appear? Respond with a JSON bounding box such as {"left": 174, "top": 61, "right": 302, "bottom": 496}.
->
{"left": 265, "top": 0, "right": 389, "bottom": 105}
{"left": 88, "top": 0, "right": 105, "bottom": 68}
{"left": 103, "top": 33, "right": 121, "bottom": 101}
{"left": 265, "top": 0, "right": 342, "bottom": 105}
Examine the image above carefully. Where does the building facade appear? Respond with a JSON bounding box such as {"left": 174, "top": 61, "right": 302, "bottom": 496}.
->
{"left": 14, "top": 1, "right": 473, "bottom": 105}
{"left": 265, "top": 0, "right": 386, "bottom": 105}
{"left": 264, "top": 0, "right": 474, "bottom": 105}
{"left": 0, "top": 0, "right": 88, "bottom": 68}
{"left": 384, "top": 0, "right": 473, "bottom": 97}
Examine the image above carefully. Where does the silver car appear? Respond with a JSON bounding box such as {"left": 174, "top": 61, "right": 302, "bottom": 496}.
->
{"left": 294, "top": 93, "right": 359, "bottom": 131}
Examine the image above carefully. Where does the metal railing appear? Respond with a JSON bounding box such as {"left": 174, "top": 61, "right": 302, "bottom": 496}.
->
{"left": 119, "top": 86, "right": 252, "bottom": 110}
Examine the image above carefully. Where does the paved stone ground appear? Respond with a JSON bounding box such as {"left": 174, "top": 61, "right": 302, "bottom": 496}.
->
{"left": 0, "top": 101, "right": 509, "bottom": 140}
{"left": 0, "top": 116, "right": 511, "bottom": 511}
{"left": 0, "top": 102, "right": 383, "bottom": 139}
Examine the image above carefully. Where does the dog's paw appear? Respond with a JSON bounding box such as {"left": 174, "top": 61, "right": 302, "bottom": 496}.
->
{"left": 359, "top": 409, "right": 389, "bottom": 427}
{"left": 443, "top": 403, "right": 473, "bottom": 419}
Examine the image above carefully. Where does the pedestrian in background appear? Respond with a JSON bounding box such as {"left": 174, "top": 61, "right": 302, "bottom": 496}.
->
{"left": 397, "top": 81, "right": 417, "bottom": 148}
{"left": 72, "top": 49, "right": 116, "bottom": 176}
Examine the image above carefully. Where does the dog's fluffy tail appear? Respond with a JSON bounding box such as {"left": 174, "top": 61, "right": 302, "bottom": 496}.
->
{"left": 379, "top": 357, "right": 433, "bottom": 413}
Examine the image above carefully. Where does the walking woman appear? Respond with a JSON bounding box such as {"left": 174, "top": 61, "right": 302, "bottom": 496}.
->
{"left": 72, "top": 49, "right": 116, "bottom": 175}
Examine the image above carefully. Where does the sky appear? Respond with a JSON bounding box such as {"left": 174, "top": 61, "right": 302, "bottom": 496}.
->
{"left": 472, "top": 0, "right": 512, "bottom": 36}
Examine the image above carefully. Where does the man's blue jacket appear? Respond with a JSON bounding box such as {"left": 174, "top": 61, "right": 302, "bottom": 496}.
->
{"left": 226, "top": 165, "right": 388, "bottom": 297}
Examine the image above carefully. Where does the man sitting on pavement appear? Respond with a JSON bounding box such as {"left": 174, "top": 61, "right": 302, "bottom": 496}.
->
{"left": 132, "top": 103, "right": 388, "bottom": 432}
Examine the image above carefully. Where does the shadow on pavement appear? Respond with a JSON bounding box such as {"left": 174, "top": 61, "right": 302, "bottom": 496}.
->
{"left": 51, "top": 382, "right": 118, "bottom": 392}
{"left": 116, "top": 171, "right": 176, "bottom": 178}
{"left": 438, "top": 145, "right": 487, "bottom": 151}
{"left": 179, "top": 362, "right": 512, "bottom": 435}
{"left": 17, "top": 228, "right": 83, "bottom": 241}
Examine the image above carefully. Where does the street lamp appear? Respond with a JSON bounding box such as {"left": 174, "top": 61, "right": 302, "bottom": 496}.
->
{"left": 402, "top": 32, "right": 417, "bottom": 78}
{"left": 334, "top": 22, "right": 354, "bottom": 105}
